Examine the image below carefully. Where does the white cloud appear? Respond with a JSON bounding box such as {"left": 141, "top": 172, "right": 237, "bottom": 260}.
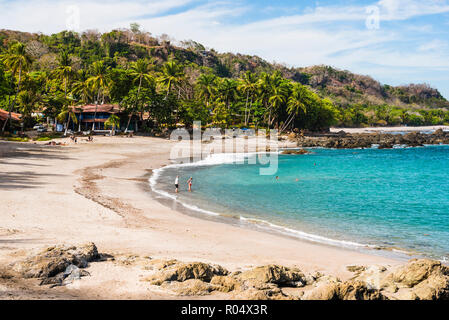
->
{"left": 1, "top": 0, "right": 449, "bottom": 97}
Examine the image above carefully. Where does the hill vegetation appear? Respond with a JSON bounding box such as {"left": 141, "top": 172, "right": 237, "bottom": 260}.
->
{"left": 1, "top": 26, "right": 449, "bottom": 134}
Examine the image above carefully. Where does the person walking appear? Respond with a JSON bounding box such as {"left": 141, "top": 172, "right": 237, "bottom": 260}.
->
{"left": 175, "top": 176, "right": 179, "bottom": 193}
{"left": 187, "top": 177, "right": 193, "bottom": 192}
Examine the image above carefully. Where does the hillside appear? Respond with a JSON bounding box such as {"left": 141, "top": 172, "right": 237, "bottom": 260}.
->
{"left": 2, "top": 28, "right": 447, "bottom": 111}
{"left": 2, "top": 27, "right": 449, "bottom": 131}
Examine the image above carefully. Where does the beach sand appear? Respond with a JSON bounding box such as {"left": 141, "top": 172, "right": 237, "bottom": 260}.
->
{"left": 0, "top": 136, "right": 402, "bottom": 299}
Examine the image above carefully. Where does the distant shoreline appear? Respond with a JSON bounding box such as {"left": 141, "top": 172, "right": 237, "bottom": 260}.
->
{"left": 330, "top": 125, "right": 449, "bottom": 134}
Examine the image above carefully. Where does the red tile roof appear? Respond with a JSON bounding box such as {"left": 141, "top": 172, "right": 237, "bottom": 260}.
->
{"left": 0, "top": 108, "right": 22, "bottom": 121}
{"left": 70, "top": 104, "right": 121, "bottom": 114}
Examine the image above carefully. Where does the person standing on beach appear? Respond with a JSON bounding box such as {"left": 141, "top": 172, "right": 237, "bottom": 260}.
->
{"left": 187, "top": 177, "right": 193, "bottom": 192}
{"left": 175, "top": 176, "right": 179, "bottom": 193}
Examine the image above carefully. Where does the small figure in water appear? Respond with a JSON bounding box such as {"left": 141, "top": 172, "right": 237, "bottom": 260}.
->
{"left": 187, "top": 177, "right": 193, "bottom": 192}
{"left": 175, "top": 175, "right": 179, "bottom": 193}
{"left": 275, "top": 176, "right": 279, "bottom": 181}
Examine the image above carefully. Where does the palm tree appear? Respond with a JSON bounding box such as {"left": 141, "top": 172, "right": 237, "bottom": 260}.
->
{"left": 267, "top": 73, "right": 289, "bottom": 128}
{"left": 217, "top": 78, "right": 238, "bottom": 110}
{"left": 72, "top": 70, "right": 93, "bottom": 105}
{"left": 87, "top": 61, "right": 110, "bottom": 130}
{"left": 196, "top": 73, "right": 217, "bottom": 109}
{"left": 53, "top": 50, "right": 75, "bottom": 135}
{"left": 0, "top": 42, "right": 32, "bottom": 132}
{"left": 104, "top": 114, "right": 120, "bottom": 135}
{"left": 281, "top": 83, "right": 308, "bottom": 132}
{"left": 238, "top": 71, "right": 258, "bottom": 126}
{"left": 53, "top": 50, "right": 74, "bottom": 99}
{"left": 127, "top": 59, "right": 154, "bottom": 132}
{"left": 158, "top": 60, "right": 184, "bottom": 97}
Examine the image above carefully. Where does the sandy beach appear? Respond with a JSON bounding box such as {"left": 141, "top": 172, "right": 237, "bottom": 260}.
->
{"left": 0, "top": 136, "right": 407, "bottom": 299}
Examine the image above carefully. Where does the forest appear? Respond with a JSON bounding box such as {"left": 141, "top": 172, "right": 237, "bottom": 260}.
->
{"left": 1, "top": 25, "right": 449, "bottom": 135}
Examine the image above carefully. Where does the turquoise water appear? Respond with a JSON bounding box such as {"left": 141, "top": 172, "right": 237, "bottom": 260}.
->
{"left": 153, "top": 146, "right": 449, "bottom": 261}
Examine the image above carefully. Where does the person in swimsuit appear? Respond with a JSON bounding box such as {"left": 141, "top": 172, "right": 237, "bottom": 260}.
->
{"left": 175, "top": 176, "right": 179, "bottom": 193}
{"left": 187, "top": 177, "right": 193, "bottom": 192}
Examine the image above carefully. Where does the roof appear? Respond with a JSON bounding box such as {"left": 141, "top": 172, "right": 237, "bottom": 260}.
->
{"left": 70, "top": 104, "right": 121, "bottom": 114}
{"left": 0, "top": 108, "right": 22, "bottom": 121}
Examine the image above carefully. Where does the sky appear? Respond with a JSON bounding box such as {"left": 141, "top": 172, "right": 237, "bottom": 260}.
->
{"left": 1, "top": 0, "right": 449, "bottom": 98}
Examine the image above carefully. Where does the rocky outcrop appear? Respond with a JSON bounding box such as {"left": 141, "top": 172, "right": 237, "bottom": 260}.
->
{"left": 296, "top": 130, "right": 449, "bottom": 149}
{"left": 380, "top": 259, "right": 449, "bottom": 300}
{"left": 302, "top": 276, "right": 386, "bottom": 300}
{"left": 12, "top": 242, "right": 99, "bottom": 279}
{"left": 281, "top": 149, "right": 312, "bottom": 155}
{"left": 145, "top": 259, "right": 449, "bottom": 300}
{"left": 8, "top": 243, "right": 100, "bottom": 288}
{"left": 146, "top": 262, "right": 229, "bottom": 285}
{"left": 236, "top": 265, "right": 306, "bottom": 287}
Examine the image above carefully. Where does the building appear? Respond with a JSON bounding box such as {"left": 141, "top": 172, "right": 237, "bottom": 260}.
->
{"left": 0, "top": 108, "right": 22, "bottom": 129}
{"left": 69, "top": 104, "right": 121, "bottom": 131}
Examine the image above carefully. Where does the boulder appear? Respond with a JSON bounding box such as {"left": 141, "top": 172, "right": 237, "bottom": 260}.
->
{"left": 147, "top": 262, "right": 228, "bottom": 285}
{"left": 383, "top": 259, "right": 446, "bottom": 288}
{"left": 303, "top": 278, "right": 386, "bottom": 300}
{"left": 12, "top": 243, "right": 99, "bottom": 279}
{"left": 380, "top": 259, "right": 449, "bottom": 300}
{"left": 237, "top": 265, "right": 306, "bottom": 287}
{"left": 210, "top": 275, "right": 241, "bottom": 292}
{"left": 162, "top": 279, "right": 216, "bottom": 296}
{"left": 281, "top": 149, "right": 311, "bottom": 155}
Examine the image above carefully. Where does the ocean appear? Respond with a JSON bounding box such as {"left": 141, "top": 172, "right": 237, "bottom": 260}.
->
{"left": 150, "top": 145, "right": 449, "bottom": 261}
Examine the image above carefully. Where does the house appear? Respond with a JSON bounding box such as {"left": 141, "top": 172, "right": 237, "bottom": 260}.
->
{"left": 0, "top": 108, "right": 22, "bottom": 129}
{"left": 69, "top": 104, "right": 122, "bottom": 131}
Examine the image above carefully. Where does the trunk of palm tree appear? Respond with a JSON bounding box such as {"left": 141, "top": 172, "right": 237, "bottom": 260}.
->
{"left": 125, "top": 114, "right": 133, "bottom": 133}
{"left": 92, "top": 90, "right": 100, "bottom": 131}
{"left": 280, "top": 113, "right": 295, "bottom": 133}
{"left": 244, "top": 91, "right": 249, "bottom": 126}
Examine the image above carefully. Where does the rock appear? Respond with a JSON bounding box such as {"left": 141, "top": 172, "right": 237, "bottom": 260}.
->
{"left": 147, "top": 262, "right": 229, "bottom": 285}
{"left": 303, "top": 278, "right": 386, "bottom": 300}
{"left": 287, "top": 132, "right": 297, "bottom": 140}
{"left": 281, "top": 149, "right": 311, "bottom": 155}
{"left": 338, "top": 280, "right": 386, "bottom": 300}
{"left": 12, "top": 242, "right": 99, "bottom": 279}
{"left": 433, "top": 128, "right": 445, "bottom": 137}
{"left": 39, "top": 264, "right": 90, "bottom": 287}
{"left": 162, "top": 279, "right": 216, "bottom": 296}
{"left": 380, "top": 259, "right": 449, "bottom": 300}
{"left": 347, "top": 265, "right": 366, "bottom": 274}
{"left": 412, "top": 274, "right": 449, "bottom": 300}
{"left": 237, "top": 265, "right": 306, "bottom": 287}
{"left": 384, "top": 259, "right": 446, "bottom": 288}
{"left": 353, "top": 265, "right": 387, "bottom": 290}
{"left": 210, "top": 275, "right": 241, "bottom": 292}
{"left": 232, "top": 287, "right": 293, "bottom": 300}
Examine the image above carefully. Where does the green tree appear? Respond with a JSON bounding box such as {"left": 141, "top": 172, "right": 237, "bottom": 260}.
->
{"left": 0, "top": 42, "right": 33, "bottom": 131}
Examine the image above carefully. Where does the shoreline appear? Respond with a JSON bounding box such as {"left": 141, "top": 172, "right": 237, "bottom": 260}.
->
{"left": 0, "top": 136, "right": 419, "bottom": 299}
{"left": 148, "top": 151, "right": 419, "bottom": 262}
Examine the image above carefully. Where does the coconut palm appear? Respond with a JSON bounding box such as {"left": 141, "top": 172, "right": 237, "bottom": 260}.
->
{"left": 127, "top": 59, "right": 154, "bottom": 132}
{"left": 104, "top": 114, "right": 120, "bottom": 135}
{"left": 158, "top": 60, "right": 184, "bottom": 97}
{"left": 281, "top": 83, "right": 308, "bottom": 132}
{"left": 0, "top": 42, "right": 33, "bottom": 131}
{"left": 217, "top": 78, "right": 238, "bottom": 110}
{"left": 237, "top": 71, "right": 258, "bottom": 126}
{"left": 267, "top": 73, "right": 289, "bottom": 128}
{"left": 87, "top": 61, "right": 110, "bottom": 130}
{"left": 196, "top": 73, "right": 217, "bottom": 109}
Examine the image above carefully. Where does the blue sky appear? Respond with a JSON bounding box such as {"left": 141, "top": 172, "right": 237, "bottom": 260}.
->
{"left": 2, "top": 0, "right": 449, "bottom": 98}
